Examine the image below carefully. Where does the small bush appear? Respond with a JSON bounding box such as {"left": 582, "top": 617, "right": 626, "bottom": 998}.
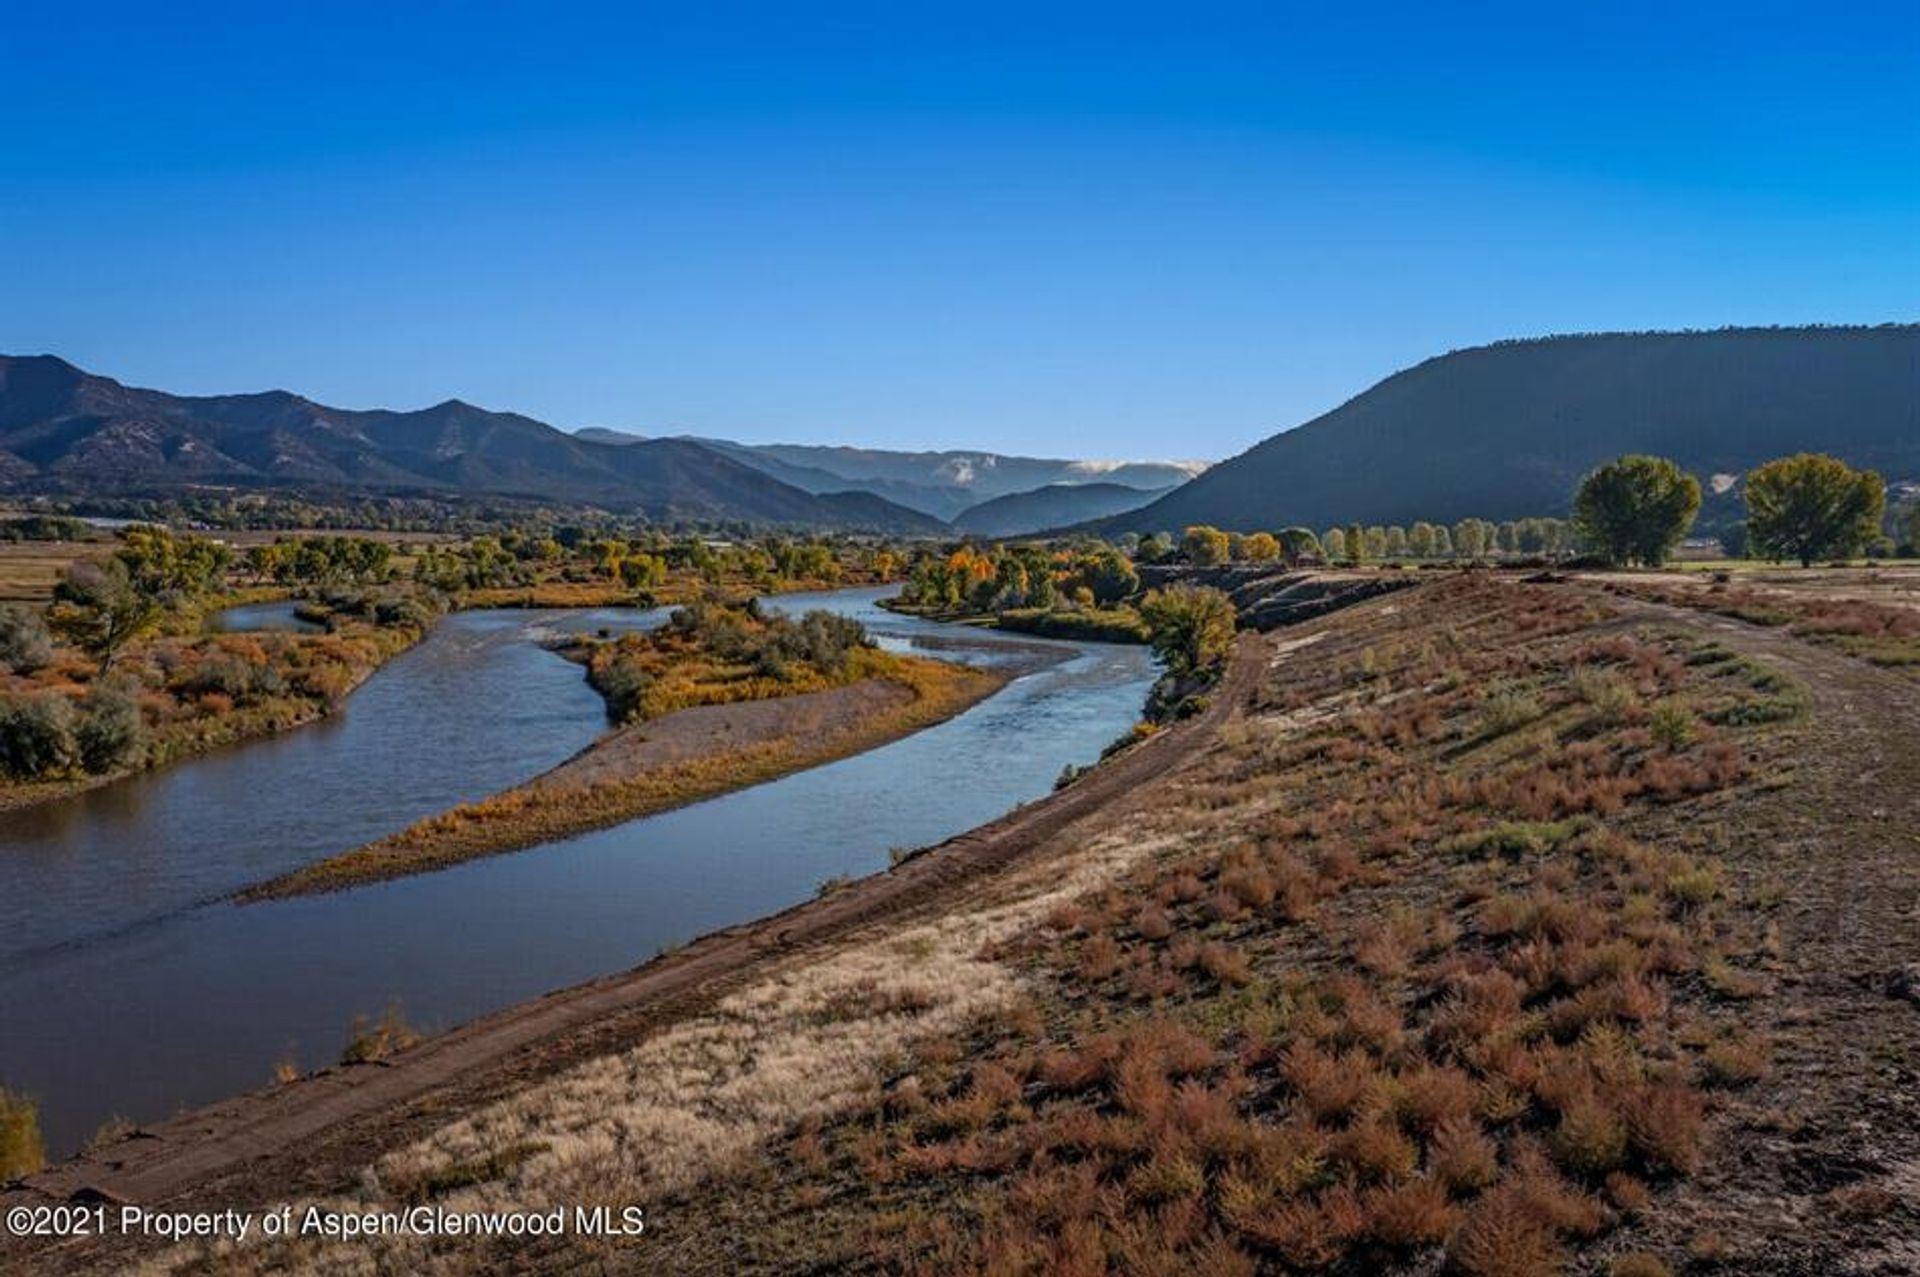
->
{"left": 0, "top": 1087, "right": 46, "bottom": 1179}
{"left": 1648, "top": 703, "right": 1694, "bottom": 751}
{"left": 77, "top": 682, "right": 146, "bottom": 773}
{"left": 0, "top": 604, "right": 54, "bottom": 674}
{"left": 1551, "top": 1097, "right": 1629, "bottom": 1177}
{"left": 339, "top": 1004, "right": 420, "bottom": 1065}
{"left": 0, "top": 692, "right": 79, "bottom": 779}
{"left": 1572, "top": 667, "right": 1639, "bottom": 725}
{"left": 1478, "top": 685, "right": 1544, "bottom": 738}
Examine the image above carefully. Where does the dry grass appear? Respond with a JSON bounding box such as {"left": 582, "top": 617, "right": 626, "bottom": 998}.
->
{"left": 614, "top": 576, "right": 1797, "bottom": 1275}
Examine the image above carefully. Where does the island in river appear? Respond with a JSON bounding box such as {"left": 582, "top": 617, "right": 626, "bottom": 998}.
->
{"left": 242, "top": 599, "right": 1022, "bottom": 899}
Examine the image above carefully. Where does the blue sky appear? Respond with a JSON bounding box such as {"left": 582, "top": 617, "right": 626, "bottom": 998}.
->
{"left": 4, "top": 2, "right": 1915, "bottom": 460}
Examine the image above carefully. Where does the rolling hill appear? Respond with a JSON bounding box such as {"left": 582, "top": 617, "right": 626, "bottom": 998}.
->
{"left": 0, "top": 357, "right": 945, "bottom": 533}
{"left": 1098, "top": 325, "right": 1920, "bottom": 535}
{"left": 951, "top": 481, "right": 1175, "bottom": 537}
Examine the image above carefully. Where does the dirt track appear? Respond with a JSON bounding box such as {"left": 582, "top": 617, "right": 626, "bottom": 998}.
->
{"left": 0, "top": 633, "right": 1262, "bottom": 1270}
{"left": 1603, "top": 595, "right": 1920, "bottom": 1273}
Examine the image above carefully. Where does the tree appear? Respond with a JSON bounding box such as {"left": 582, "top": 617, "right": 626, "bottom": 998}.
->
{"left": 1571, "top": 454, "right": 1702, "bottom": 567}
{"left": 1081, "top": 548, "right": 1139, "bottom": 604}
{"left": 1384, "top": 526, "right": 1409, "bottom": 559}
{"left": 1279, "top": 528, "right": 1321, "bottom": 563}
{"left": 1241, "top": 531, "right": 1281, "bottom": 562}
{"left": 1182, "top": 525, "right": 1231, "bottom": 567}
{"left": 1343, "top": 523, "right": 1368, "bottom": 564}
{"left": 1321, "top": 527, "right": 1347, "bottom": 560}
{"left": 48, "top": 560, "right": 162, "bottom": 667}
{"left": 1744, "top": 453, "right": 1886, "bottom": 567}
{"left": 1136, "top": 532, "right": 1174, "bottom": 564}
{"left": 1138, "top": 584, "right": 1237, "bottom": 677}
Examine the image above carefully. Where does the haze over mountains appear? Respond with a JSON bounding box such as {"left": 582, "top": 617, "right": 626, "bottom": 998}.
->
{"left": 0, "top": 356, "right": 1188, "bottom": 534}
{"left": 574, "top": 427, "right": 1200, "bottom": 523}
{"left": 1099, "top": 325, "right": 1920, "bottom": 537}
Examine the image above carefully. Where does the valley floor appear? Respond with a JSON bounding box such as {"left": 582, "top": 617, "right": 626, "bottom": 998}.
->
{"left": 7, "top": 570, "right": 1920, "bottom": 1276}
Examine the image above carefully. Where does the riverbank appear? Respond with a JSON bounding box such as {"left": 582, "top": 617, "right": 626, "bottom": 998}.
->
{"left": 0, "top": 608, "right": 428, "bottom": 815}
{"left": 879, "top": 595, "right": 1150, "bottom": 643}
{"left": 240, "top": 648, "right": 1014, "bottom": 900}
{"left": 0, "top": 576, "right": 904, "bottom": 815}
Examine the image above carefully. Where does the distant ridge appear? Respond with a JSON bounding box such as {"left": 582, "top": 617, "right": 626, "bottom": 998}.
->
{"left": 0, "top": 356, "right": 944, "bottom": 532}
{"left": 952, "top": 481, "right": 1175, "bottom": 537}
{"left": 574, "top": 427, "right": 1206, "bottom": 522}
{"left": 1097, "top": 325, "right": 1920, "bottom": 535}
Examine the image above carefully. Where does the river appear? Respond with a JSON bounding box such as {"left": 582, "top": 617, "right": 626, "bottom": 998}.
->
{"left": 0, "top": 587, "right": 1156, "bottom": 1156}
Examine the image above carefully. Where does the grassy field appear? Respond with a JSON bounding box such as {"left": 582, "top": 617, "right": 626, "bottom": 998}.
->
{"left": 0, "top": 541, "right": 106, "bottom": 603}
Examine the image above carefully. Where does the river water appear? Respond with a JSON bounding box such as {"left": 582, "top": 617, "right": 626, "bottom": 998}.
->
{"left": 0, "top": 588, "right": 1155, "bottom": 1155}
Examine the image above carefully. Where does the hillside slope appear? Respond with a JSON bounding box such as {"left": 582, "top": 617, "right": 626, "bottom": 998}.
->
{"left": 952, "top": 481, "right": 1175, "bottom": 537}
{"left": 1102, "top": 325, "right": 1920, "bottom": 533}
{"left": 0, "top": 357, "right": 943, "bottom": 532}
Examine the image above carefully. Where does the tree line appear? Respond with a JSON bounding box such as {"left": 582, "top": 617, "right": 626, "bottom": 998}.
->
{"left": 1571, "top": 451, "right": 1896, "bottom": 568}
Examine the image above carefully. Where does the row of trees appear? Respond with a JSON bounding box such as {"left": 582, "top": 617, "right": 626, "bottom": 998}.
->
{"left": 243, "top": 536, "right": 393, "bottom": 586}
{"left": 1170, "top": 518, "right": 1576, "bottom": 567}
{"left": 902, "top": 544, "right": 1139, "bottom": 613}
{"left": 1573, "top": 452, "right": 1887, "bottom": 567}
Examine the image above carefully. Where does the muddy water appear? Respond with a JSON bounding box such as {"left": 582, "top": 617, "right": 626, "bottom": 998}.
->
{"left": 0, "top": 588, "right": 1155, "bottom": 1155}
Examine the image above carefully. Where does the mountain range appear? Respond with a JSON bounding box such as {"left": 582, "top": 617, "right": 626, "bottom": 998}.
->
{"left": 1099, "top": 325, "right": 1920, "bottom": 536}
{"left": 574, "top": 428, "right": 1202, "bottom": 522}
{"left": 0, "top": 356, "right": 1190, "bottom": 534}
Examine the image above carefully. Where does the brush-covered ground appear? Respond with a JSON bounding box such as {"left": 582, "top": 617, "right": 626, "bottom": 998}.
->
{"left": 10, "top": 572, "right": 1920, "bottom": 1277}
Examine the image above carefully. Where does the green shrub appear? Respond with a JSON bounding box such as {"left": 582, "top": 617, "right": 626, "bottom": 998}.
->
{"left": 1649, "top": 702, "right": 1695, "bottom": 750}
{"left": 0, "top": 605, "right": 54, "bottom": 674}
{"left": 77, "top": 682, "right": 147, "bottom": 773}
{"left": 0, "top": 692, "right": 79, "bottom": 779}
{"left": 592, "top": 660, "right": 653, "bottom": 723}
{"left": 1478, "top": 685, "right": 1542, "bottom": 738}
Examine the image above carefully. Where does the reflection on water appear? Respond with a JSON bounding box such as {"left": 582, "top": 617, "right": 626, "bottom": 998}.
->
{"left": 0, "top": 587, "right": 1156, "bottom": 1155}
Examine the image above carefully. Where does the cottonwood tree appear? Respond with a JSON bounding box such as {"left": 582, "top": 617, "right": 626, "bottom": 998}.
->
{"left": 1241, "top": 531, "right": 1281, "bottom": 562}
{"left": 1344, "top": 523, "right": 1368, "bottom": 563}
{"left": 1744, "top": 453, "right": 1886, "bottom": 567}
{"left": 1572, "top": 454, "right": 1702, "bottom": 567}
{"left": 1278, "top": 527, "right": 1321, "bottom": 563}
{"left": 1139, "top": 584, "right": 1237, "bottom": 677}
{"left": 48, "top": 560, "right": 162, "bottom": 668}
{"left": 1181, "top": 525, "right": 1231, "bottom": 566}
